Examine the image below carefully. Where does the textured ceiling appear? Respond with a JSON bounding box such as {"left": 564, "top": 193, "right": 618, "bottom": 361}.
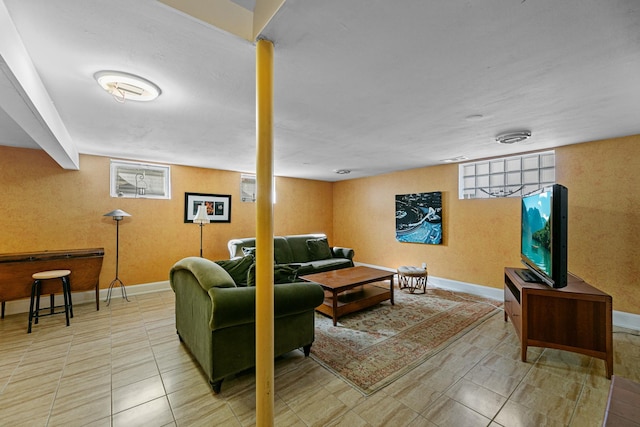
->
{"left": 1, "top": 0, "right": 639, "bottom": 181}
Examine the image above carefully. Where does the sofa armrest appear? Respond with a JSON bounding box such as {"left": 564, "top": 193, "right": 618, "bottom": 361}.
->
{"left": 170, "top": 257, "right": 236, "bottom": 292}
{"left": 332, "top": 246, "right": 355, "bottom": 261}
{"left": 208, "top": 282, "right": 324, "bottom": 330}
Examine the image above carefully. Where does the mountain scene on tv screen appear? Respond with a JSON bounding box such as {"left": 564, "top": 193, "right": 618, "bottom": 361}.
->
{"left": 525, "top": 207, "right": 551, "bottom": 251}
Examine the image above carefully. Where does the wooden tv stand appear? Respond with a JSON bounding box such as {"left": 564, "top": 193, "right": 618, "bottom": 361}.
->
{"left": 504, "top": 267, "right": 613, "bottom": 378}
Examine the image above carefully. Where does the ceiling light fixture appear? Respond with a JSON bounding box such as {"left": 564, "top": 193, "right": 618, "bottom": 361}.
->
{"left": 94, "top": 71, "right": 161, "bottom": 103}
{"left": 441, "top": 156, "right": 468, "bottom": 163}
{"left": 334, "top": 169, "right": 351, "bottom": 175}
{"left": 495, "top": 130, "right": 532, "bottom": 145}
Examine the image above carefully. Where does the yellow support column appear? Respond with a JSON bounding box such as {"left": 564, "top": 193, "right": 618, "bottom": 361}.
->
{"left": 255, "top": 38, "right": 274, "bottom": 426}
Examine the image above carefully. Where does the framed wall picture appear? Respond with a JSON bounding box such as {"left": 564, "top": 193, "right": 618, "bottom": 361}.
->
{"left": 184, "top": 193, "right": 231, "bottom": 223}
{"left": 395, "top": 192, "right": 442, "bottom": 244}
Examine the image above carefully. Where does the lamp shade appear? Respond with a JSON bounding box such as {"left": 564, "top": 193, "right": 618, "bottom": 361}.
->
{"left": 104, "top": 209, "right": 131, "bottom": 221}
{"left": 193, "top": 204, "right": 210, "bottom": 225}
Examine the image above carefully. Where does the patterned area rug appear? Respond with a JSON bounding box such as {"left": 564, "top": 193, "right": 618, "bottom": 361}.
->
{"left": 310, "top": 285, "right": 501, "bottom": 395}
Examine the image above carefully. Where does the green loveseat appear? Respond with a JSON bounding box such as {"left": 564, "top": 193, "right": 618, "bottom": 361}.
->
{"left": 228, "top": 233, "right": 355, "bottom": 276}
{"left": 169, "top": 257, "right": 325, "bottom": 393}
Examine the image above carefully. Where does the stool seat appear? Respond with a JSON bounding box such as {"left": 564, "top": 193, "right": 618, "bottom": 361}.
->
{"left": 397, "top": 265, "right": 428, "bottom": 294}
{"left": 28, "top": 269, "right": 73, "bottom": 333}
{"left": 397, "top": 266, "right": 427, "bottom": 276}
{"left": 32, "top": 270, "right": 71, "bottom": 280}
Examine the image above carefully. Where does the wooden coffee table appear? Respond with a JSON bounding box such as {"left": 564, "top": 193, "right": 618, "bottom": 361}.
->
{"left": 300, "top": 266, "right": 394, "bottom": 326}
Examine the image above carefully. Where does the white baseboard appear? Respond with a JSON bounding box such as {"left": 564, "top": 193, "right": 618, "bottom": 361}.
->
{"left": 612, "top": 311, "right": 640, "bottom": 331}
{"left": 427, "top": 276, "right": 504, "bottom": 301}
{"left": 354, "top": 262, "right": 640, "bottom": 330}
{"left": 2, "top": 281, "right": 171, "bottom": 317}
{"left": 6, "top": 268, "right": 639, "bottom": 331}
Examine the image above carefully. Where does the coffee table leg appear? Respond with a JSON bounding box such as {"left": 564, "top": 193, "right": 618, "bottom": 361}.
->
{"left": 390, "top": 276, "right": 394, "bottom": 305}
{"left": 332, "top": 290, "right": 338, "bottom": 326}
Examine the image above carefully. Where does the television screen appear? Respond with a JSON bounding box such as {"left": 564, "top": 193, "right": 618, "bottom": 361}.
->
{"left": 521, "top": 189, "right": 553, "bottom": 277}
{"left": 520, "top": 184, "right": 568, "bottom": 288}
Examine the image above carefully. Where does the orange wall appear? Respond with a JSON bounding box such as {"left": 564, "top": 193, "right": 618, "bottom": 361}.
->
{"left": 333, "top": 135, "right": 640, "bottom": 314}
{"left": 2, "top": 135, "right": 638, "bottom": 314}
{"left": 557, "top": 136, "right": 640, "bottom": 314}
{"left": 0, "top": 147, "right": 333, "bottom": 290}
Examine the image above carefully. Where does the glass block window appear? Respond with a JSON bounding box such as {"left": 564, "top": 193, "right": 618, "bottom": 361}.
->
{"left": 110, "top": 160, "right": 171, "bottom": 199}
{"left": 459, "top": 151, "right": 555, "bottom": 199}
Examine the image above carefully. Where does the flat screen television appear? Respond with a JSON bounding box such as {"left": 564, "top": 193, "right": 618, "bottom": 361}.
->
{"left": 519, "top": 184, "right": 568, "bottom": 288}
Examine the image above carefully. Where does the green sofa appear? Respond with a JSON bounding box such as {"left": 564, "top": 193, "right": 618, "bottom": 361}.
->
{"left": 169, "top": 256, "right": 325, "bottom": 393}
{"left": 228, "top": 233, "right": 355, "bottom": 276}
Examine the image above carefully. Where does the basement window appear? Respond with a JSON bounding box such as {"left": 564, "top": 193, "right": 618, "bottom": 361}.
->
{"left": 459, "top": 151, "right": 555, "bottom": 199}
{"left": 240, "top": 173, "right": 276, "bottom": 203}
{"left": 110, "top": 160, "right": 171, "bottom": 199}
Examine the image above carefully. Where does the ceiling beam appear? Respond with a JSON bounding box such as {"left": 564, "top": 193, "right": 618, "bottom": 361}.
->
{"left": 0, "top": 0, "right": 79, "bottom": 170}
{"left": 253, "top": 0, "right": 285, "bottom": 40}
{"left": 158, "top": 0, "right": 285, "bottom": 42}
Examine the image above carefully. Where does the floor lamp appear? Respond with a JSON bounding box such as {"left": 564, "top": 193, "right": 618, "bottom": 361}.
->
{"left": 193, "top": 203, "right": 210, "bottom": 257}
{"left": 104, "top": 209, "right": 131, "bottom": 305}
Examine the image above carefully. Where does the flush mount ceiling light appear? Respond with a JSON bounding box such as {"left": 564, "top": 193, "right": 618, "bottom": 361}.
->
{"left": 334, "top": 169, "right": 351, "bottom": 175}
{"left": 94, "top": 71, "right": 161, "bottom": 103}
{"left": 495, "top": 131, "right": 532, "bottom": 145}
{"left": 441, "top": 156, "right": 469, "bottom": 163}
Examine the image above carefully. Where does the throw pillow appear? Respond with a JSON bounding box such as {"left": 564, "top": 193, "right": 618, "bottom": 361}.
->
{"left": 215, "top": 256, "right": 254, "bottom": 286}
{"left": 306, "top": 238, "right": 332, "bottom": 260}
{"left": 274, "top": 264, "right": 300, "bottom": 283}
{"left": 242, "top": 247, "right": 256, "bottom": 257}
{"left": 246, "top": 264, "right": 300, "bottom": 286}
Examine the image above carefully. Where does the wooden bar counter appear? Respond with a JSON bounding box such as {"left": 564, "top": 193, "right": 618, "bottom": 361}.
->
{"left": 0, "top": 248, "right": 104, "bottom": 317}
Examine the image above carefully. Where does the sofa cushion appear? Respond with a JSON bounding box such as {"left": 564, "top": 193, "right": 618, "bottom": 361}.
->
{"left": 291, "top": 258, "right": 352, "bottom": 276}
{"left": 285, "top": 234, "right": 324, "bottom": 263}
{"left": 242, "top": 246, "right": 283, "bottom": 265}
{"left": 274, "top": 237, "right": 294, "bottom": 264}
{"left": 215, "top": 255, "right": 254, "bottom": 286}
{"left": 306, "top": 237, "right": 332, "bottom": 260}
{"left": 310, "top": 258, "right": 352, "bottom": 272}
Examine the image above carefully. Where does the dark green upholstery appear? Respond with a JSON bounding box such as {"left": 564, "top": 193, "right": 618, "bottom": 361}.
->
{"left": 227, "top": 234, "right": 355, "bottom": 276}
{"left": 215, "top": 256, "right": 254, "bottom": 286}
{"left": 169, "top": 257, "right": 325, "bottom": 393}
{"left": 306, "top": 237, "right": 333, "bottom": 260}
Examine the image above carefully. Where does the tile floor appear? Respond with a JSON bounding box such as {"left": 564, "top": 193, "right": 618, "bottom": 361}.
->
{"left": 0, "top": 288, "right": 638, "bottom": 427}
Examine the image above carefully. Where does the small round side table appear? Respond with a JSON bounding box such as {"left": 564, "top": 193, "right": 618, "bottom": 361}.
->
{"left": 397, "top": 266, "right": 428, "bottom": 294}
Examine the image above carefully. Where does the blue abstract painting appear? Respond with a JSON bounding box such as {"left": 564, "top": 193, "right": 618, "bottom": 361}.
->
{"left": 395, "top": 192, "right": 442, "bottom": 244}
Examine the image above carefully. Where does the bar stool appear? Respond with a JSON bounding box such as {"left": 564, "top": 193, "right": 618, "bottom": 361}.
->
{"left": 27, "top": 269, "right": 72, "bottom": 333}
{"left": 397, "top": 265, "right": 428, "bottom": 294}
